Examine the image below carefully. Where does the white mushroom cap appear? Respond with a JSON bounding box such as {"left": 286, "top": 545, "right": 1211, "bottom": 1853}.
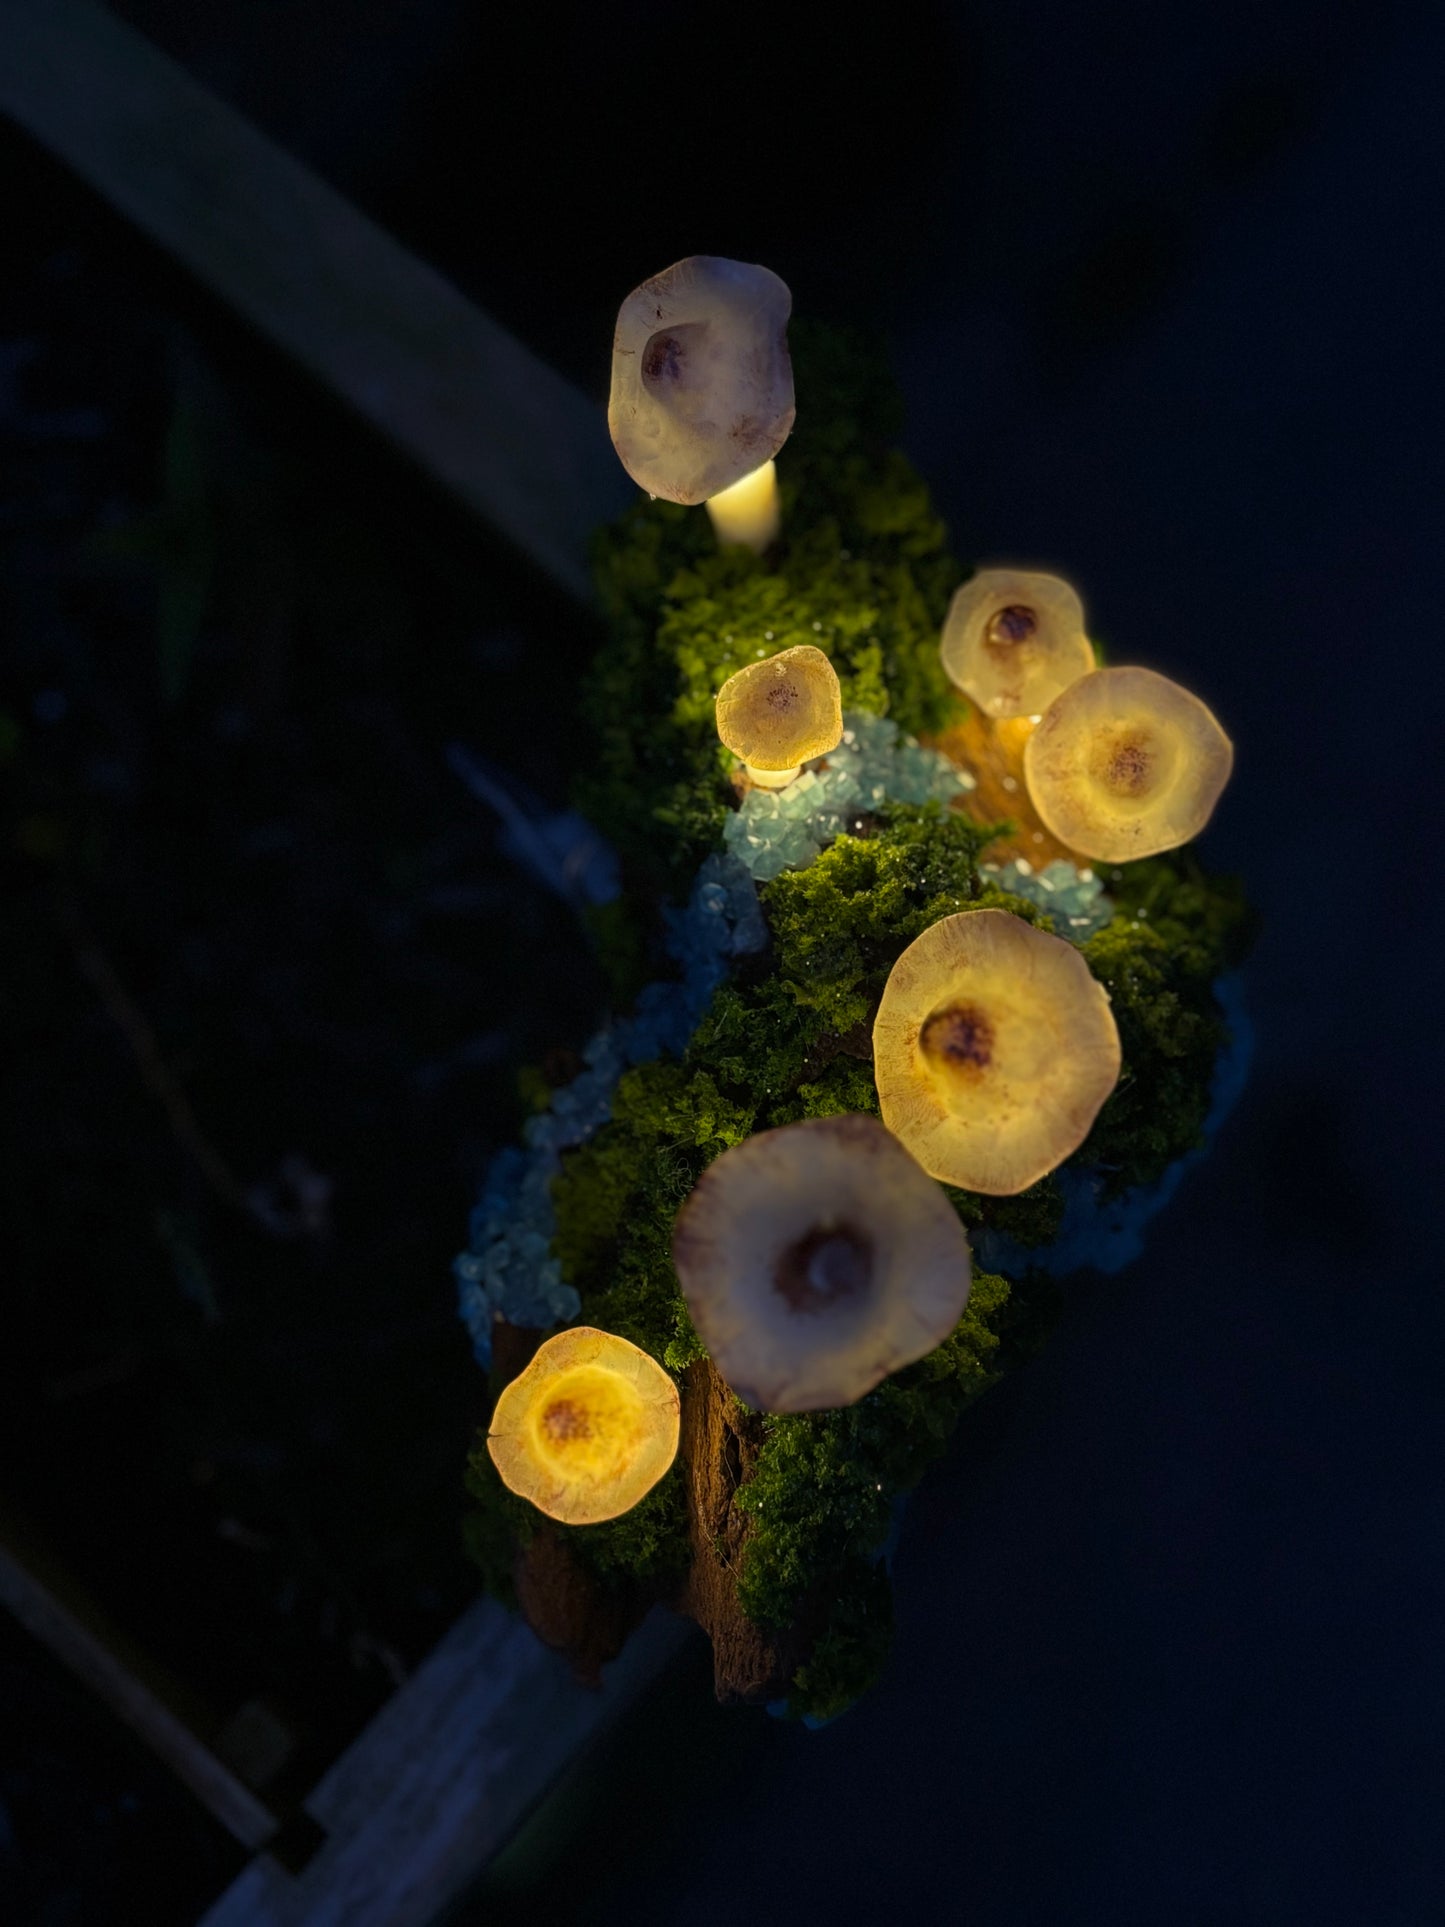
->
{"left": 608, "top": 256, "right": 795, "bottom": 505}
{"left": 672, "top": 1114, "right": 972, "bottom": 1414}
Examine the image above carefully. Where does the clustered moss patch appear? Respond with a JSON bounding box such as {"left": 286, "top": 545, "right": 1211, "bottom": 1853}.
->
{"left": 462, "top": 1452, "right": 537, "bottom": 1611}
{"left": 735, "top": 1271, "right": 1011, "bottom": 1633}
{"left": 1079, "top": 852, "right": 1257, "bottom": 1191}
{"left": 466, "top": 325, "right": 1254, "bottom": 1719}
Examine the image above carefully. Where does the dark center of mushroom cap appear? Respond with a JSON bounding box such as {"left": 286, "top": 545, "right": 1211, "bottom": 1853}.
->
{"left": 1100, "top": 736, "right": 1154, "bottom": 796}
{"left": 640, "top": 321, "right": 710, "bottom": 399}
{"left": 773, "top": 1223, "right": 873, "bottom": 1315}
{"left": 985, "top": 604, "right": 1038, "bottom": 649}
{"left": 921, "top": 1002, "right": 996, "bottom": 1075}
{"left": 642, "top": 332, "right": 685, "bottom": 383}
{"left": 540, "top": 1398, "right": 593, "bottom": 1442}
{"left": 765, "top": 681, "right": 802, "bottom": 712}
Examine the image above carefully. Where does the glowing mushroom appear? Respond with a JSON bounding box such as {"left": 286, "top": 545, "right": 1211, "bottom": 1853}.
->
{"left": 672, "top": 1113, "right": 972, "bottom": 1414}
{"left": 608, "top": 255, "right": 794, "bottom": 553}
{"left": 1023, "top": 665, "right": 1234, "bottom": 862}
{"left": 487, "top": 1326, "right": 679, "bottom": 1525}
{"left": 715, "top": 643, "right": 843, "bottom": 789}
{"left": 940, "top": 568, "right": 1095, "bottom": 719}
{"left": 873, "top": 909, "right": 1120, "bottom": 1196}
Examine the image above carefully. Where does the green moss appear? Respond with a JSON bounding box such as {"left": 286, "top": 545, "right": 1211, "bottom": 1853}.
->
{"left": 734, "top": 1271, "right": 1011, "bottom": 1632}
{"left": 565, "top": 1461, "right": 691, "bottom": 1589}
{"left": 580, "top": 325, "right": 962, "bottom": 889}
{"left": 1079, "top": 852, "right": 1256, "bottom": 1190}
{"left": 462, "top": 1446, "right": 537, "bottom": 1611}
{"left": 786, "top": 1557, "right": 894, "bottom": 1724}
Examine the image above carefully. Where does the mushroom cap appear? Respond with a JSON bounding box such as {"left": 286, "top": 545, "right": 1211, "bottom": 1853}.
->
{"left": 672, "top": 1113, "right": 972, "bottom": 1414}
{"left": 715, "top": 644, "right": 843, "bottom": 773}
{"left": 608, "top": 256, "right": 795, "bottom": 505}
{"left": 940, "top": 568, "right": 1095, "bottom": 719}
{"left": 873, "top": 909, "right": 1121, "bottom": 1196}
{"left": 487, "top": 1326, "right": 680, "bottom": 1525}
{"left": 1024, "top": 665, "right": 1234, "bottom": 862}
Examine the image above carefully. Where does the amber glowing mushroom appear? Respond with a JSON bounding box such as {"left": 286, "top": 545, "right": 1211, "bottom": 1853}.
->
{"left": 1024, "top": 665, "right": 1234, "bottom": 863}
{"left": 487, "top": 1327, "right": 680, "bottom": 1525}
{"left": 672, "top": 1113, "right": 973, "bottom": 1414}
{"left": 873, "top": 909, "right": 1121, "bottom": 1196}
{"left": 940, "top": 568, "right": 1095, "bottom": 720}
{"left": 715, "top": 643, "right": 843, "bottom": 789}
{"left": 608, "top": 255, "right": 794, "bottom": 553}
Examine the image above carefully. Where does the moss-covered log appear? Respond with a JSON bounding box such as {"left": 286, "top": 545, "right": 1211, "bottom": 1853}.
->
{"left": 461, "top": 326, "right": 1255, "bottom": 1717}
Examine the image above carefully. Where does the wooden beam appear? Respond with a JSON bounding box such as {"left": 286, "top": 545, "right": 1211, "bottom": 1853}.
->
{"left": 0, "top": 1523, "right": 283, "bottom": 1855}
{"left": 0, "top": 0, "right": 631, "bottom": 602}
{"left": 200, "top": 1600, "right": 692, "bottom": 1926}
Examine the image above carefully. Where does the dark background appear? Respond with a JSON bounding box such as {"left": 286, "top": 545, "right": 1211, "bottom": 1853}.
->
{"left": 3, "top": 1, "right": 1442, "bottom": 1921}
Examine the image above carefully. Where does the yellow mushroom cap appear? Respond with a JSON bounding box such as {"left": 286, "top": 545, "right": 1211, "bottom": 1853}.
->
{"left": 873, "top": 909, "right": 1121, "bottom": 1196}
{"left": 715, "top": 645, "right": 843, "bottom": 774}
{"left": 940, "top": 568, "right": 1095, "bottom": 719}
{"left": 1023, "top": 665, "right": 1234, "bottom": 863}
{"left": 487, "top": 1327, "right": 680, "bottom": 1525}
{"left": 608, "top": 255, "right": 795, "bottom": 505}
{"left": 672, "top": 1114, "right": 972, "bottom": 1414}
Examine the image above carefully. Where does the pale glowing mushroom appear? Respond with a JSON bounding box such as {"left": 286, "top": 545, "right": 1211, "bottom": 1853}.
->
{"left": 608, "top": 255, "right": 794, "bottom": 553}
{"left": 487, "top": 1326, "right": 680, "bottom": 1525}
{"left": 715, "top": 643, "right": 843, "bottom": 789}
{"left": 1023, "top": 665, "right": 1234, "bottom": 862}
{"left": 873, "top": 909, "right": 1121, "bottom": 1196}
{"left": 704, "top": 459, "right": 783, "bottom": 553}
{"left": 940, "top": 568, "right": 1095, "bottom": 719}
{"left": 672, "top": 1113, "right": 972, "bottom": 1414}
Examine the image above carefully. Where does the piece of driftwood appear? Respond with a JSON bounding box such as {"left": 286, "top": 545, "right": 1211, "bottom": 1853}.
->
{"left": 0, "top": 0, "right": 632, "bottom": 603}
{"left": 200, "top": 1598, "right": 691, "bottom": 1927}
{"left": 929, "top": 710, "right": 1077, "bottom": 865}
{"left": 674, "top": 1357, "right": 804, "bottom": 1702}
{"left": 506, "top": 1357, "right": 805, "bottom": 1706}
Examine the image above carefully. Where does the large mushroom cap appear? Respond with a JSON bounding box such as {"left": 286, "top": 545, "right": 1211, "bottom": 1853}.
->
{"left": 672, "top": 1113, "right": 972, "bottom": 1414}
{"left": 1024, "top": 665, "right": 1234, "bottom": 862}
{"left": 487, "top": 1327, "right": 679, "bottom": 1525}
{"left": 874, "top": 909, "right": 1120, "bottom": 1196}
{"left": 715, "top": 644, "right": 843, "bottom": 774}
{"left": 940, "top": 568, "right": 1095, "bottom": 719}
{"left": 608, "top": 256, "right": 795, "bottom": 505}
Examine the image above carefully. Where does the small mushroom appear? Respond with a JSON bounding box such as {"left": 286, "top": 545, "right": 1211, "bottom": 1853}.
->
{"left": 672, "top": 1113, "right": 972, "bottom": 1414}
{"left": 715, "top": 643, "right": 843, "bottom": 789}
{"left": 716, "top": 632, "right": 847, "bottom": 782}
{"left": 608, "top": 255, "right": 794, "bottom": 548}
{"left": 873, "top": 909, "right": 1121, "bottom": 1196}
{"left": 1023, "top": 665, "right": 1234, "bottom": 862}
{"left": 940, "top": 568, "right": 1095, "bottom": 719}
{"left": 487, "top": 1326, "right": 680, "bottom": 1525}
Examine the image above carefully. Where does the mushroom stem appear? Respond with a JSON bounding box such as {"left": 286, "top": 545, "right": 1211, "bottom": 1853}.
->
{"left": 706, "top": 460, "right": 780, "bottom": 554}
{"left": 744, "top": 760, "right": 802, "bottom": 790}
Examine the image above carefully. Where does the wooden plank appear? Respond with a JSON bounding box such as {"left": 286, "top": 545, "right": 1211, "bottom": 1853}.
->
{"left": 0, "top": 1527, "right": 282, "bottom": 1854}
{"left": 201, "top": 1599, "right": 692, "bottom": 1927}
{"left": 0, "top": 0, "right": 631, "bottom": 602}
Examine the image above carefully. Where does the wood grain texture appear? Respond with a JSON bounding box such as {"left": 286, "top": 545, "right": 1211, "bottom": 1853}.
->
{"left": 0, "top": 0, "right": 632, "bottom": 601}
{"left": 200, "top": 1598, "right": 691, "bottom": 1926}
